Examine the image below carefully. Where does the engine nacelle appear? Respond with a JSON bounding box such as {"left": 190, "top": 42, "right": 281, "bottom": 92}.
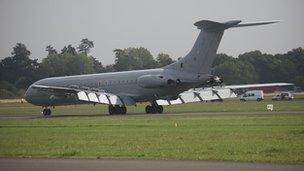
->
{"left": 137, "top": 75, "right": 180, "bottom": 88}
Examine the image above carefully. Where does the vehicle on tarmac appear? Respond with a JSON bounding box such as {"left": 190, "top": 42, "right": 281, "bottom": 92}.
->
{"left": 272, "top": 92, "right": 294, "bottom": 101}
{"left": 240, "top": 90, "right": 264, "bottom": 101}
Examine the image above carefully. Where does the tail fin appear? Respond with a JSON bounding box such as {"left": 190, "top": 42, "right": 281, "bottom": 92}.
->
{"left": 165, "top": 20, "right": 279, "bottom": 74}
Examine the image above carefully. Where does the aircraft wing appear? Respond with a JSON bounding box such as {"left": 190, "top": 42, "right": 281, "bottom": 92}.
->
{"left": 156, "top": 82, "right": 294, "bottom": 106}
{"left": 156, "top": 87, "right": 237, "bottom": 105}
{"left": 223, "top": 83, "right": 294, "bottom": 89}
{"left": 31, "top": 84, "right": 135, "bottom": 106}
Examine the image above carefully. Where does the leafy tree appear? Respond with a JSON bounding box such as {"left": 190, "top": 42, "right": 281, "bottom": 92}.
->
{"left": 90, "top": 56, "right": 105, "bottom": 73}
{"left": 212, "top": 48, "right": 304, "bottom": 84}
{"left": 61, "top": 44, "right": 77, "bottom": 55}
{"left": 104, "top": 64, "right": 115, "bottom": 72}
{"left": 0, "top": 81, "right": 24, "bottom": 98}
{"left": 238, "top": 50, "right": 298, "bottom": 83}
{"left": 213, "top": 59, "right": 258, "bottom": 84}
{"left": 113, "top": 47, "right": 158, "bottom": 71}
{"left": 77, "top": 38, "right": 94, "bottom": 54}
{"left": 40, "top": 53, "right": 95, "bottom": 77}
{"left": 12, "top": 43, "right": 31, "bottom": 57}
{"left": 113, "top": 48, "right": 133, "bottom": 71}
{"left": 0, "top": 43, "right": 39, "bottom": 88}
{"left": 41, "top": 42, "right": 105, "bottom": 77}
{"left": 0, "top": 89, "right": 17, "bottom": 99}
{"left": 286, "top": 48, "right": 304, "bottom": 84}
{"left": 212, "top": 53, "right": 233, "bottom": 67}
{"left": 0, "top": 81, "right": 19, "bottom": 94}
{"left": 46, "top": 45, "right": 57, "bottom": 55}
{"left": 156, "top": 53, "right": 174, "bottom": 67}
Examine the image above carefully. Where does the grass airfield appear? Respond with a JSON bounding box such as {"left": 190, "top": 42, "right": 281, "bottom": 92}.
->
{"left": 0, "top": 96, "right": 303, "bottom": 163}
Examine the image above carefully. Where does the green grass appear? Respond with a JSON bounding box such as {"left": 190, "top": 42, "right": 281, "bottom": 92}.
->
{"left": 0, "top": 95, "right": 303, "bottom": 163}
{"left": 0, "top": 95, "right": 304, "bottom": 116}
{"left": 0, "top": 114, "right": 303, "bottom": 163}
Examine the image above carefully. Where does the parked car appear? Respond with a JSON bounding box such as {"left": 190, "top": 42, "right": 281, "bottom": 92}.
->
{"left": 240, "top": 90, "right": 264, "bottom": 101}
{"left": 272, "top": 92, "right": 294, "bottom": 101}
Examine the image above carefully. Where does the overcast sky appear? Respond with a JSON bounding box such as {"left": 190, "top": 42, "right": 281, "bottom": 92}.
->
{"left": 0, "top": 0, "right": 303, "bottom": 64}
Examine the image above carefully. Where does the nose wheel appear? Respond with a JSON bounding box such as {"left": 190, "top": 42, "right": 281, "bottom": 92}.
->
{"left": 145, "top": 105, "right": 163, "bottom": 114}
{"left": 42, "top": 108, "right": 52, "bottom": 116}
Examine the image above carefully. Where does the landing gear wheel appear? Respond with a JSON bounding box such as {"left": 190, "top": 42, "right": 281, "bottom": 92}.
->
{"left": 145, "top": 105, "right": 152, "bottom": 114}
{"left": 121, "top": 106, "right": 127, "bottom": 115}
{"left": 109, "top": 105, "right": 115, "bottom": 115}
{"left": 145, "top": 105, "right": 163, "bottom": 114}
{"left": 156, "top": 105, "right": 163, "bottom": 113}
{"left": 42, "top": 108, "right": 51, "bottom": 116}
{"left": 108, "top": 105, "right": 127, "bottom": 115}
{"left": 151, "top": 106, "right": 157, "bottom": 113}
{"left": 115, "top": 106, "right": 121, "bottom": 114}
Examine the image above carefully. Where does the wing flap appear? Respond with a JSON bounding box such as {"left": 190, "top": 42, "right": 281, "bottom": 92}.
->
{"left": 77, "top": 91, "right": 89, "bottom": 101}
{"left": 108, "top": 95, "right": 124, "bottom": 106}
{"left": 77, "top": 91, "right": 126, "bottom": 106}
{"left": 98, "top": 94, "right": 109, "bottom": 104}
{"left": 32, "top": 84, "right": 135, "bottom": 106}
{"left": 156, "top": 88, "right": 236, "bottom": 106}
{"left": 87, "top": 92, "right": 99, "bottom": 103}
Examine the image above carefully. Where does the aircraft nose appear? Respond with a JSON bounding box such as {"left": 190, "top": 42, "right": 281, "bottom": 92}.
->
{"left": 24, "top": 86, "right": 34, "bottom": 103}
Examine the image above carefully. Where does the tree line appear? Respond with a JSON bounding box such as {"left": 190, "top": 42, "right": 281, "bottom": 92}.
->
{"left": 0, "top": 38, "right": 303, "bottom": 98}
{"left": 212, "top": 48, "right": 304, "bottom": 84}
{"left": 0, "top": 39, "right": 174, "bottom": 98}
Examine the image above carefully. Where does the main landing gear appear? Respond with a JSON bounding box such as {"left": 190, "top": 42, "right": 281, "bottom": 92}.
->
{"left": 108, "top": 105, "right": 127, "bottom": 115}
{"left": 42, "top": 107, "right": 52, "bottom": 116}
{"left": 145, "top": 104, "right": 163, "bottom": 114}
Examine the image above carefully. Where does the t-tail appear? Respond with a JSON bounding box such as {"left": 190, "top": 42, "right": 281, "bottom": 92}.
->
{"left": 165, "top": 20, "right": 279, "bottom": 75}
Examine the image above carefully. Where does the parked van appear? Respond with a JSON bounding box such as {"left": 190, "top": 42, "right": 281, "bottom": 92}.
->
{"left": 240, "top": 90, "right": 264, "bottom": 101}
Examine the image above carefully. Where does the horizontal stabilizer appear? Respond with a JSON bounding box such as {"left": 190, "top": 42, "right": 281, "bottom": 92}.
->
{"left": 194, "top": 20, "right": 241, "bottom": 31}
{"left": 194, "top": 20, "right": 279, "bottom": 31}
{"left": 232, "top": 20, "right": 280, "bottom": 28}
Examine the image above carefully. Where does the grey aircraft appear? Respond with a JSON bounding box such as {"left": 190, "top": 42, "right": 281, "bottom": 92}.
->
{"left": 24, "top": 19, "right": 278, "bottom": 116}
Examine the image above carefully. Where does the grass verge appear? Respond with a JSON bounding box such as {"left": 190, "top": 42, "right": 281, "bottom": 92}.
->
{"left": 0, "top": 113, "right": 303, "bottom": 163}
{"left": 0, "top": 95, "right": 303, "bottom": 163}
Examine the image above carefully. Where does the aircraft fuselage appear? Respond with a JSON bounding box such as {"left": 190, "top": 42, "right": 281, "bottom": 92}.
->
{"left": 25, "top": 68, "right": 207, "bottom": 106}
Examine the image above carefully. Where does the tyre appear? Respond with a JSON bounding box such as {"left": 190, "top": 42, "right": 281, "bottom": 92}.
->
{"left": 43, "top": 109, "right": 51, "bottom": 116}
{"left": 108, "top": 105, "right": 115, "bottom": 115}
{"left": 156, "top": 105, "right": 163, "bottom": 113}
{"left": 47, "top": 109, "right": 51, "bottom": 115}
{"left": 145, "top": 105, "right": 152, "bottom": 114}
{"left": 121, "top": 106, "right": 127, "bottom": 114}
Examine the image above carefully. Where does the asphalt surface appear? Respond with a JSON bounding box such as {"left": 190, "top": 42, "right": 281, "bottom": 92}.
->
{"left": 0, "top": 158, "right": 303, "bottom": 171}
{"left": 0, "top": 110, "right": 304, "bottom": 119}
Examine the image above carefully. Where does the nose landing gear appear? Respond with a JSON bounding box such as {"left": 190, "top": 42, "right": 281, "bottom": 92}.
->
{"left": 42, "top": 108, "right": 52, "bottom": 116}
